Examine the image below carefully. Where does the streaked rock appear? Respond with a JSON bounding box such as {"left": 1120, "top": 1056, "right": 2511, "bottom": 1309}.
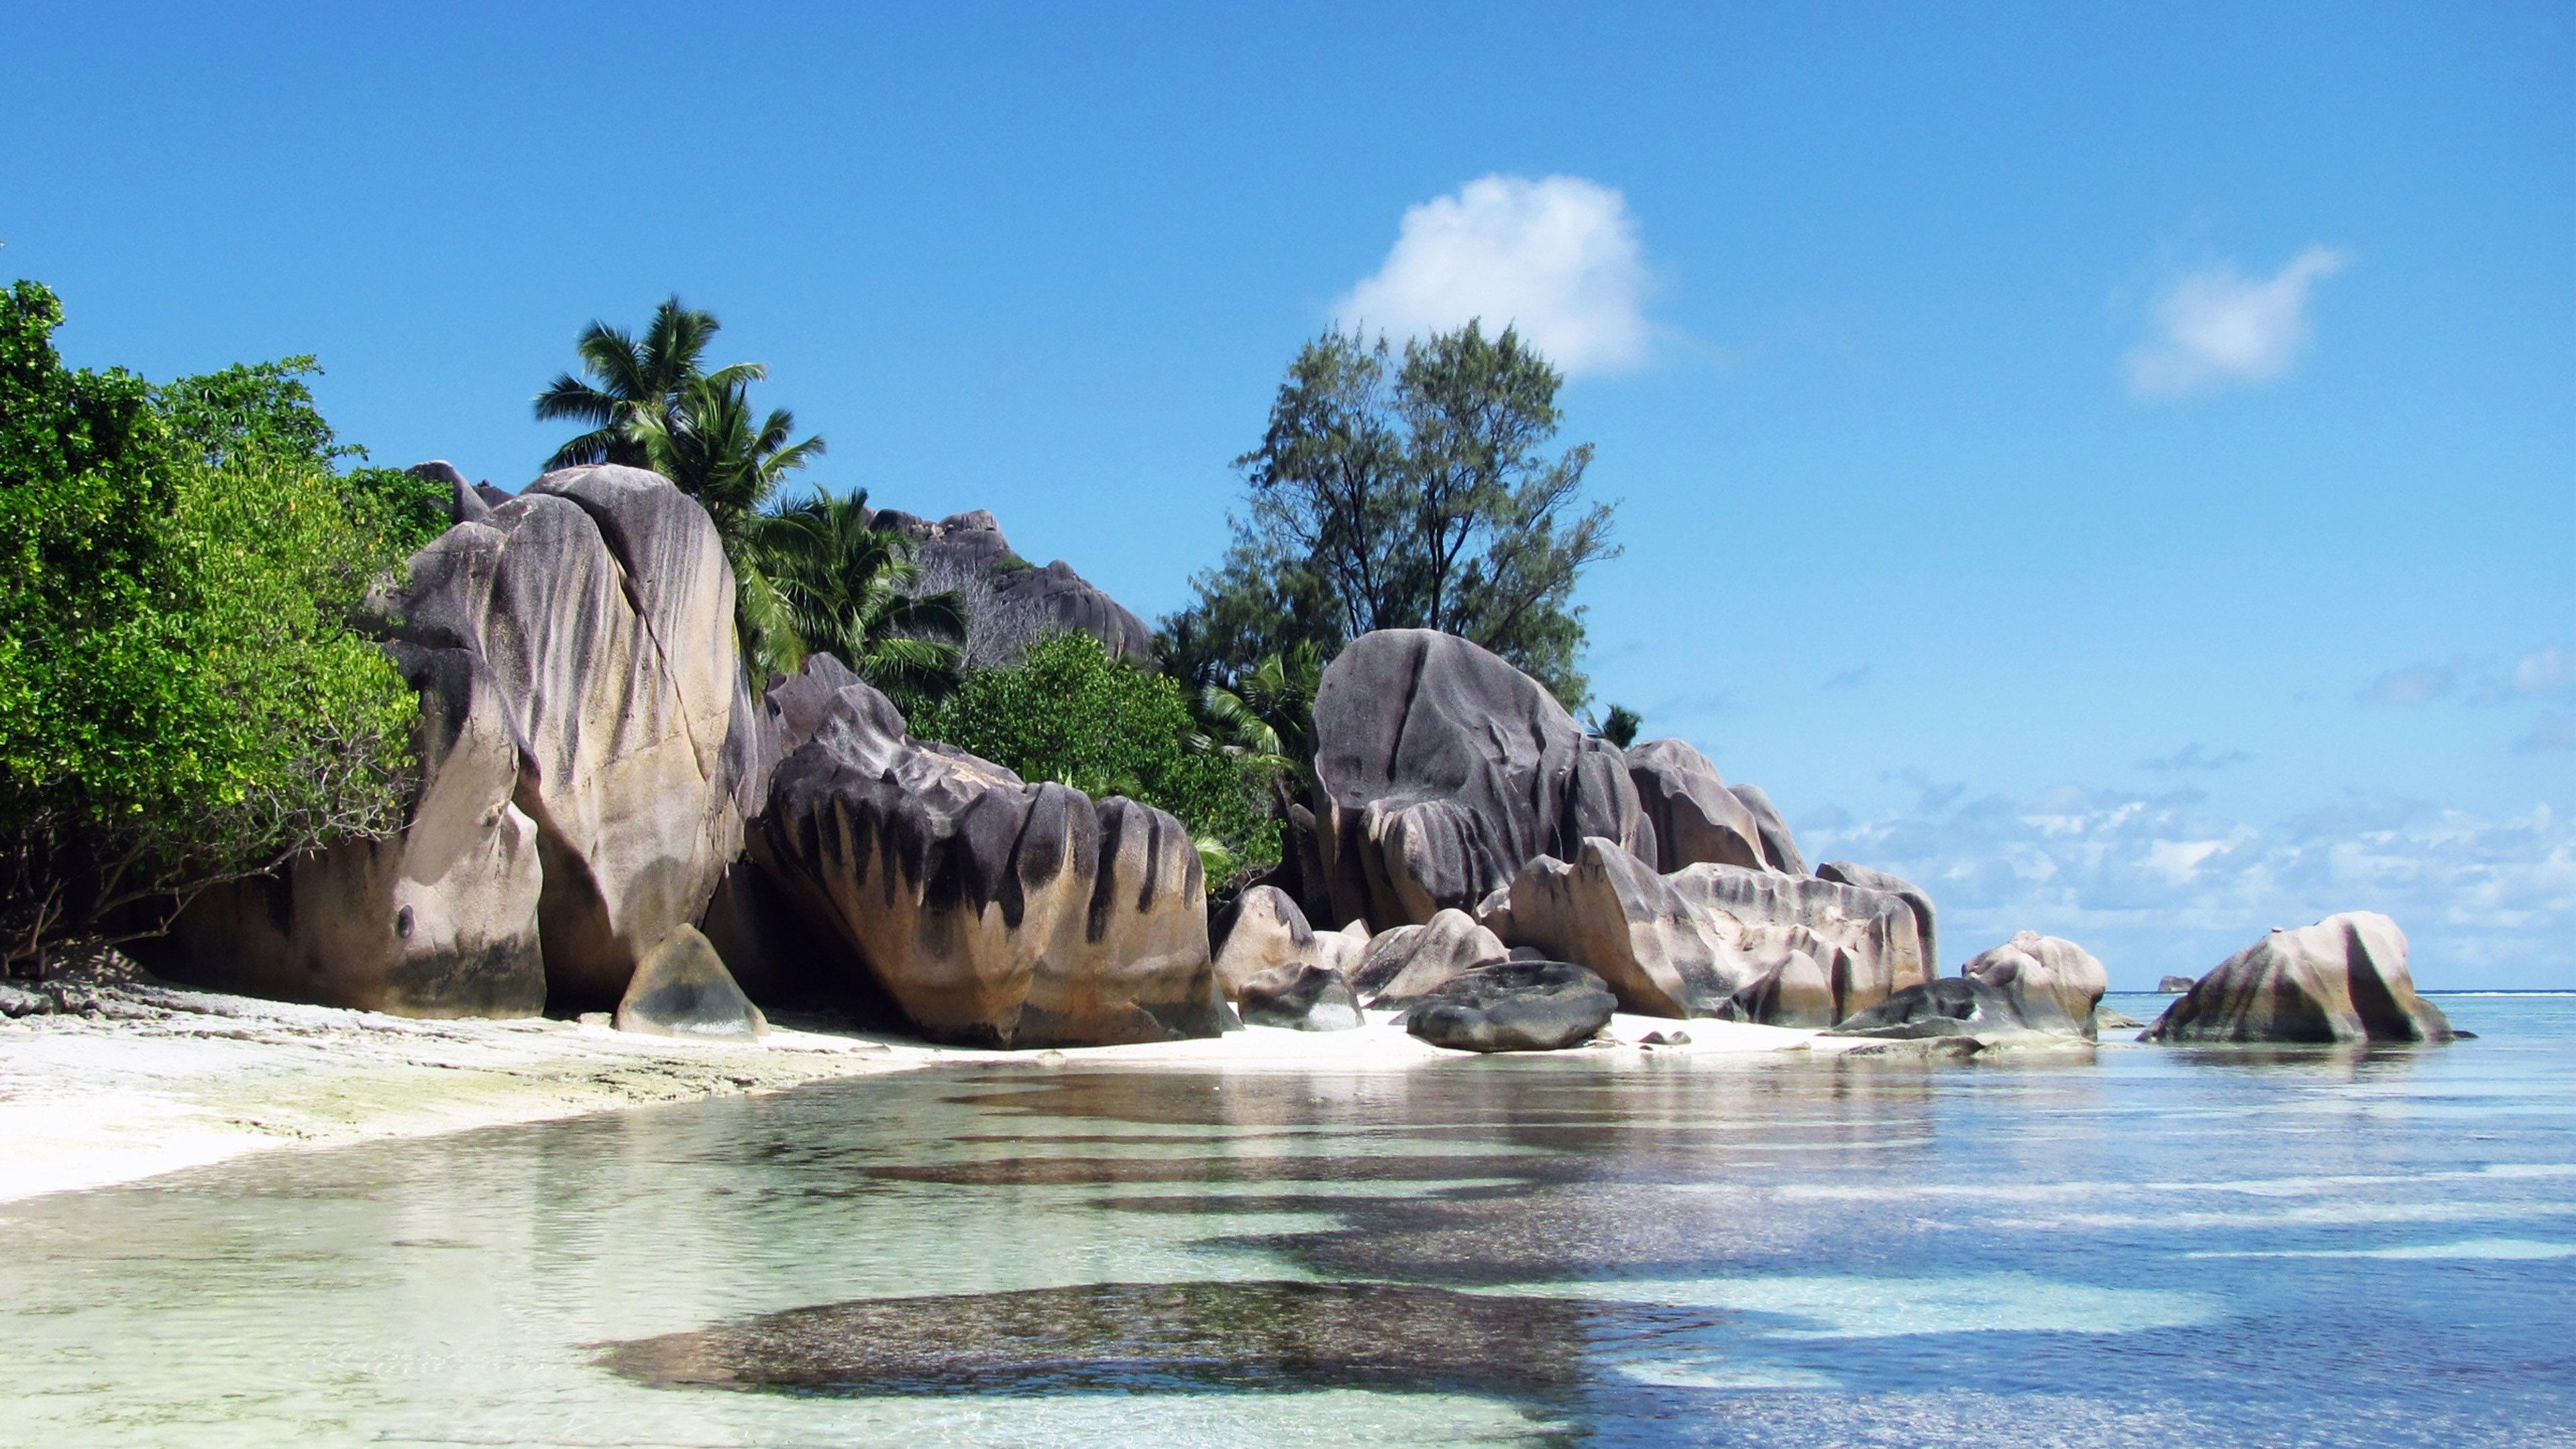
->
{"left": 1352, "top": 908, "right": 1510, "bottom": 1004}
{"left": 1237, "top": 963, "right": 1363, "bottom": 1032}
{"left": 1625, "top": 739, "right": 1767, "bottom": 872}
{"left": 2144, "top": 912, "right": 2454, "bottom": 1044}
{"left": 1962, "top": 930, "right": 2107, "bottom": 1038}
{"left": 1403, "top": 960, "right": 1617, "bottom": 1053}
{"left": 1817, "top": 861, "right": 1938, "bottom": 979}
{"left": 614, "top": 924, "right": 767, "bottom": 1040}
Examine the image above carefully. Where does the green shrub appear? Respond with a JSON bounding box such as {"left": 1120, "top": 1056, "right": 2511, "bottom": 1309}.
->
{"left": 0, "top": 281, "right": 421, "bottom": 969}
{"left": 908, "top": 632, "right": 1280, "bottom": 882}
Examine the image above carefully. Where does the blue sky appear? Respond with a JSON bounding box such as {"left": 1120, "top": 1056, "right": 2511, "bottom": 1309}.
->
{"left": 7, "top": 2, "right": 2570, "bottom": 986}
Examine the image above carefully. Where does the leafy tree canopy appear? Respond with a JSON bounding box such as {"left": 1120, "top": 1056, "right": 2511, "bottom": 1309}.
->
{"left": 908, "top": 632, "right": 1280, "bottom": 883}
{"left": 751, "top": 487, "right": 967, "bottom": 702}
{"left": 1161, "top": 321, "right": 1618, "bottom": 707}
{"left": 0, "top": 281, "right": 421, "bottom": 969}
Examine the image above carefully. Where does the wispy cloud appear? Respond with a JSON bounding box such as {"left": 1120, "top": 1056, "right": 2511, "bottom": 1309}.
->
{"left": 2361, "top": 663, "right": 2458, "bottom": 706}
{"left": 1338, "top": 174, "right": 1654, "bottom": 376}
{"left": 2479, "top": 644, "right": 2576, "bottom": 703}
{"left": 2143, "top": 744, "right": 2251, "bottom": 772}
{"left": 2124, "top": 246, "right": 2350, "bottom": 400}
{"left": 2516, "top": 715, "right": 2576, "bottom": 753}
{"left": 1821, "top": 666, "right": 1872, "bottom": 691}
{"left": 1800, "top": 782, "right": 2576, "bottom": 987}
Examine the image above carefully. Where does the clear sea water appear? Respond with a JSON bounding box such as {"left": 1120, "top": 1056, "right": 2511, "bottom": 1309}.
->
{"left": 3, "top": 994, "right": 2571, "bottom": 1448}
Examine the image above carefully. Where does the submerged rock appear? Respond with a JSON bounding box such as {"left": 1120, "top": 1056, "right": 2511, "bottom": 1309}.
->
{"left": 600, "top": 1279, "right": 1693, "bottom": 1399}
{"left": 1624, "top": 739, "right": 1768, "bottom": 872}
{"left": 1236, "top": 963, "right": 1364, "bottom": 1032}
{"left": 614, "top": 924, "right": 767, "bottom": 1039}
{"left": 751, "top": 672, "right": 1220, "bottom": 1049}
{"left": 1403, "top": 959, "right": 1617, "bottom": 1053}
{"left": 1309, "top": 630, "right": 1655, "bottom": 930}
{"left": 2145, "top": 912, "right": 2454, "bottom": 1044}
{"left": 1961, "top": 930, "right": 2108, "bottom": 1038}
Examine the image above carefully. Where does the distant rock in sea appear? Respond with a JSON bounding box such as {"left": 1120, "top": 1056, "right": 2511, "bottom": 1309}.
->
{"left": 2145, "top": 912, "right": 2455, "bottom": 1044}
{"left": 2157, "top": 975, "right": 2196, "bottom": 993}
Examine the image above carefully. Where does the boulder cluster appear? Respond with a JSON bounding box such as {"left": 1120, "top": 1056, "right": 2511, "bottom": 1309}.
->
{"left": 144, "top": 470, "right": 2459, "bottom": 1057}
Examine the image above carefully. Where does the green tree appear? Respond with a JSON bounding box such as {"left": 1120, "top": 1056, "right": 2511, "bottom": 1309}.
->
{"left": 751, "top": 488, "right": 968, "bottom": 699}
{"left": 1188, "top": 643, "right": 1324, "bottom": 810}
{"left": 0, "top": 282, "right": 419, "bottom": 970}
{"left": 1162, "top": 321, "right": 1617, "bottom": 706}
{"left": 908, "top": 633, "right": 1280, "bottom": 882}
{"left": 1586, "top": 702, "right": 1642, "bottom": 749}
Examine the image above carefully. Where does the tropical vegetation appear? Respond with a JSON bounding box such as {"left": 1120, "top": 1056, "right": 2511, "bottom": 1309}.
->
{"left": 1, "top": 282, "right": 424, "bottom": 971}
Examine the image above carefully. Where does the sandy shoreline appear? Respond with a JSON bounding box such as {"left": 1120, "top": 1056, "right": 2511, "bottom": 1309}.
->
{"left": 0, "top": 979, "right": 1850, "bottom": 1205}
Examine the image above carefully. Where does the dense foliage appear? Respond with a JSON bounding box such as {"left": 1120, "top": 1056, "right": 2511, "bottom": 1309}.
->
{"left": 0, "top": 282, "right": 422, "bottom": 969}
{"left": 908, "top": 633, "right": 1280, "bottom": 881}
{"left": 1161, "top": 321, "right": 1617, "bottom": 708}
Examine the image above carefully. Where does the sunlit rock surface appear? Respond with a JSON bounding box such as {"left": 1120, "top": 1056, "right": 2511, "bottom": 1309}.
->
{"left": 612, "top": 923, "right": 767, "bottom": 1039}
{"left": 1625, "top": 738, "right": 1768, "bottom": 872}
{"left": 751, "top": 671, "right": 1221, "bottom": 1048}
{"left": 1236, "top": 963, "right": 1363, "bottom": 1032}
{"left": 1211, "top": 885, "right": 1318, "bottom": 1002}
{"left": 1309, "top": 630, "right": 1654, "bottom": 930}
{"left": 1350, "top": 908, "right": 1509, "bottom": 1004}
{"left": 2145, "top": 912, "right": 2454, "bottom": 1044}
{"left": 1962, "top": 930, "right": 2108, "bottom": 1038}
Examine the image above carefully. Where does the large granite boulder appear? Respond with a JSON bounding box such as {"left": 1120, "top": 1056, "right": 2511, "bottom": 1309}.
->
{"left": 750, "top": 672, "right": 1221, "bottom": 1048}
{"left": 1309, "top": 631, "right": 1656, "bottom": 931}
{"left": 1484, "top": 839, "right": 1923, "bottom": 1026}
{"left": 1727, "top": 783, "right": 1807, "bottom": 875}
{"left": 2144, "top": 912, "right": 2454, "bottom": 1044}
{"left": 1403, "top": 960, "right": 1617, "bottom": 1053}
{"left": 396, "top": 466, "right": 749, "bottom": 1008}
{"left": 1817, "top": 861, "right": 1938, "bottom": 978}
{"left": 1237, "top": 963, "right": 1364, "bottom": 1032}
{"left": 1962, "top": 931, "right": 2106, "bottom": 1038}
{"left": 870, "top": 506, "right": 1154, "bottom": 664}
{"left": 148, "top": 647, "right": 547, "bottom": 1016}
{"left": 614, "top": 924, "right": 767, "bottom": 1040}
{"left": 1350, "top": 908, "right": 1510, "bottom": 1004}
{"left": 1666, "top": 864, "right": 1925, "bottom": 1020}
{"left": 155, "top": 465, "right": 747, "bottom": 1016}
{"left": 1212, "top": 886, "right": 1320, "bottom": 1002}
{"left": 1625, "top": 739, "right": 1768, "bottom": 872}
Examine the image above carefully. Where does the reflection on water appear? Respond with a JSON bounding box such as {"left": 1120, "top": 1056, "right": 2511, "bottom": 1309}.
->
{"left": 0, "top": 994, "right": 2571, "bottom": 1447}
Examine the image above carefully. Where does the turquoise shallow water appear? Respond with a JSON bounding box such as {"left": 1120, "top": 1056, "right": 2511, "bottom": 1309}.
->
{"left": 2, "top": 994, "right": 2571, "bottom": 1447}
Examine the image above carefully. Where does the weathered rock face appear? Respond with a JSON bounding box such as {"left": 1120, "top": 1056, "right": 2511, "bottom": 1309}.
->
{"left": 1238, "top": 963, "right": 1364, "bottom": 1032}
{"left": 614, "top": 924, "right": 767, "bottom": 1040}
{"left": 2145, "top": 913, "right": 2454, "bottom": 1045}
{"left": 1726, "top": 784, "right": 1807, "bottom": 875}
{"left": 751, "top": 673, "right": 1221, "bottom": 1048}
{"left": 1962, "top": 931, "right": 2107, "bottom": 1038}
{"left": 157, "top": 466, "right": 749, "bottom": 1016}
{"left": 386, "top": 465, "right": 748, "bottom": 1008}
{"left": 149, "top": 647, "right": 547, "bottom": 1016}
{"left": 869, "top": 506, "right": 1155, "bottom": 664}
{"left": 1625, "top": 739, "right": 1767, "bottom": 873}
{"left": 1817, "top": 861, "right": 1938, "bottom": 979}
{"left": 2157, "top": 975, "right": 2196, "bottom": 994}
{"left": 1350, "top": 909, "right": 1509, "bottom": 1004}
{"left": 1213, "top": 886, "right": 1318, "bottom": 1002}
{"left": 1309, "top": 631, "right": 1656, "bottom": 931}
{"left": 1403, "top": 960, "right": 1617, "bottom": 1053}
{"left": 1664, "top": 865, "right": 1925, "bottom": 1022}
{"left": 1487, "top": 840, "right": 1742, "bottom": 1019}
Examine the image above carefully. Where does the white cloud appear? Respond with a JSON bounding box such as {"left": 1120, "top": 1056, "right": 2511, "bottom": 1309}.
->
{"left": 2361, "top": 662, "right": 2457, "bottom": 705}
{"left": 1336, "top": 174, "right": 1654, "bottom": 376}
{"left": 2123, "top": 246, "right": 2351, "bottom": 400}
{"left": 2517, "top": 715, "right": 2576, "bottom": 753}
{"left": 1800, "top": 782, "right": 2576, "bottom": 988}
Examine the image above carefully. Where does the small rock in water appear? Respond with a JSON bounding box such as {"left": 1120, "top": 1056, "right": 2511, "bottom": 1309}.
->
{"left": 1640, "top": 1030, "right": 1692, "bottom": 1046}
{"left": 2157, "top": 975, "right": 2196, "bottom": 994}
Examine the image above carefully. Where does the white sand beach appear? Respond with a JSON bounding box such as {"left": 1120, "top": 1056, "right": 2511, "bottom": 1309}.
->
{"left": 0, "top": 980, "right": 1849, "bottom": 1206}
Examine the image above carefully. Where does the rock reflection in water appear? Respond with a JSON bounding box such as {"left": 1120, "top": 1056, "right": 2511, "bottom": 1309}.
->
{"left": 601, "top": 1279, "right": 1712, "bottom": 1399}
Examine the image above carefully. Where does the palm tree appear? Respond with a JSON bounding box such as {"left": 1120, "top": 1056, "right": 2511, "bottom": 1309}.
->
{"left": 751, "top": 488, "right": 969, "bottom": 696}
{"left": 531, "top": 297, "right": 766, "bottom": 470}
{"left": 1191, "top": 643, "right": 1322, "bottom": 808}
